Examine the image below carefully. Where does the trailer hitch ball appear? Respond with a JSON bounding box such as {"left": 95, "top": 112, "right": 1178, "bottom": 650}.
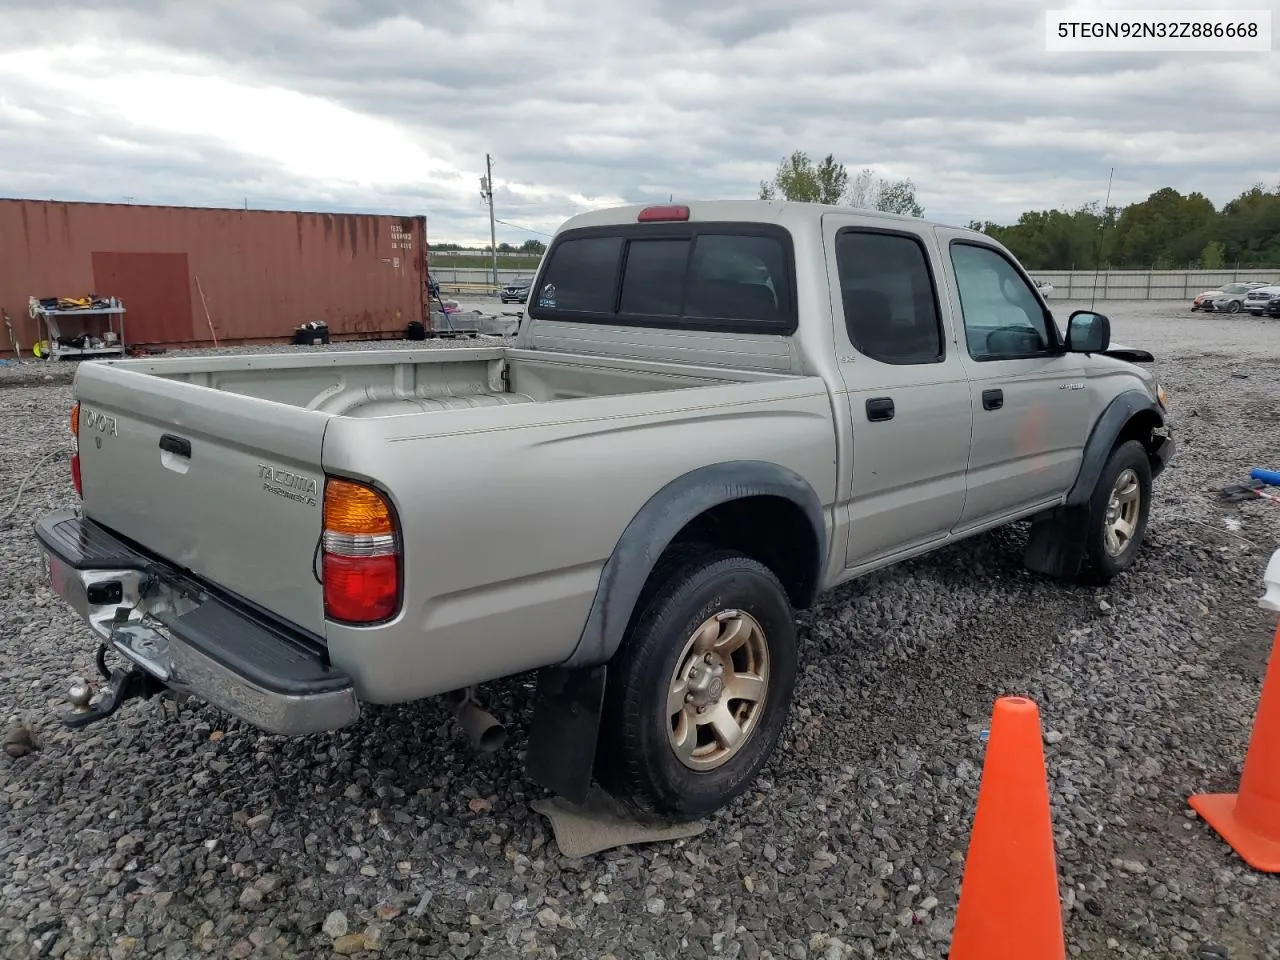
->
{"left": 68, "top": 678, "right": 94, "bottom": 714}
{"left": 60, "top": 666, "right": 164, "bottom": 729}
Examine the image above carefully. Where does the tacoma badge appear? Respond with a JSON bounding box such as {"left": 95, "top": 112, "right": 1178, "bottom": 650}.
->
{"left": 258, "top": 464, "right": 319, "bottom": 506}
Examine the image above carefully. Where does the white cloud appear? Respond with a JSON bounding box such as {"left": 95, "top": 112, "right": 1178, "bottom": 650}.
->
{"left": 0, "top": 0, "right": 1276, "bottom": 243}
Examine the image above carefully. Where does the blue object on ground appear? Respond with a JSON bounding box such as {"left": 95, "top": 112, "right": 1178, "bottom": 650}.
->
{"left": 1250, "top": 468, "right": 1280, "bottom": 487}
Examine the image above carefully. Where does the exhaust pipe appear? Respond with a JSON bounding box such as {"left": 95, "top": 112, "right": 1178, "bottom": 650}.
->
{"left": 446, "top": 689, "right": 507, "bottom": 753}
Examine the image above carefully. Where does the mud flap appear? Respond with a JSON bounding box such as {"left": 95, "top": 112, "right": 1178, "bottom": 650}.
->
{"left": 1022, "top": 503, "right": 1090, "bottom": 579}
{"left": 525, "top": 665, "right": 607, "bottom": 805}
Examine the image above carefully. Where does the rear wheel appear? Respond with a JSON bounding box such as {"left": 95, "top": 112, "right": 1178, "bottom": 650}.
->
{"left": 1084, "top": 439, "right": 1152, "bottom": 582}
{"left": 597, "top": 549, "right": 797, "bottom": 820}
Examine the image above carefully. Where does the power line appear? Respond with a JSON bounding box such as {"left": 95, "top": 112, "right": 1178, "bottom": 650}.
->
{"left": 494, "top": 218, "right": 555, "bottom": 239}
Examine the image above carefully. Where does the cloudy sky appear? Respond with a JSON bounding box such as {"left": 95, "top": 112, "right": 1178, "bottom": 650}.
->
{"left": 1, "top": 0, "right": 1277, "bottom": 245}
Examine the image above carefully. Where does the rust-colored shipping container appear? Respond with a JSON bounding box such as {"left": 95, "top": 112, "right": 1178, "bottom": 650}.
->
{"left": 0, "top": 199, "right": 428, "bottom": 350}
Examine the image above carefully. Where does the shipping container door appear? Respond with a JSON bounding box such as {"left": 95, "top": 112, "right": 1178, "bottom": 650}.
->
{"left": 91, "top": 251, "right": 195, "bottom": 346}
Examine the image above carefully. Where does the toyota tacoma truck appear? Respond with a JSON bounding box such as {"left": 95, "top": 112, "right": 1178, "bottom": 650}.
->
{"left": 37, "top": 200, "right": 1174, "bottom": 820}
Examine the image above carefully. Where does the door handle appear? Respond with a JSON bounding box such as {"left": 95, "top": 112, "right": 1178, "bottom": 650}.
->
{"left": 865, "top": 397, "right": 895, "bottom": 422}
{"left": 159, "top": 434, "right": 191, "bottom": 458}
{"left": 982, "top": 389, "right": 1004, "bottom": 411}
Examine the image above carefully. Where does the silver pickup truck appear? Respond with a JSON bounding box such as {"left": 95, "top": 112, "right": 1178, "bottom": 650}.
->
{"left": 37, "top": 200, "right": 1174, "bottom": 820}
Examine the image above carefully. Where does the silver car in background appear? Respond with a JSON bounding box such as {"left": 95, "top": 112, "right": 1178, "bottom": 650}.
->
{"left": 1208, "top": 281, "right": 1272, "bottom": 314}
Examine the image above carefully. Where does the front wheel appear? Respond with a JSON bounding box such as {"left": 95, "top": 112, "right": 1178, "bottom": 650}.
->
{"left": 1227, "top": 300, "right": 1242, "bottom": 314}
{"left": 597, "top": 549, "right": 798, "bottom": 820}
{"left": 1084, "top": 439, "right": 1153, "bottom": 581}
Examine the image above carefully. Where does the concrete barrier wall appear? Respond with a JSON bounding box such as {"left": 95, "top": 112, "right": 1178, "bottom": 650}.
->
{"left": 1022, "top": 269, "right": 1279, "bottom": 301}
{"left": 431, "top": 266, "right": 1280, "bottom": 301}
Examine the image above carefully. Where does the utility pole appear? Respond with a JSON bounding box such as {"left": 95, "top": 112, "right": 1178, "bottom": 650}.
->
{"left": 480, "top": 154, "right": 498, "bottom": 291}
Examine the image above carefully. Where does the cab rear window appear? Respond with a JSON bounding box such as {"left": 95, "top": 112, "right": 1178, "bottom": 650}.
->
{"left": 528, "top": 223, "right": 797, "bottom": 335}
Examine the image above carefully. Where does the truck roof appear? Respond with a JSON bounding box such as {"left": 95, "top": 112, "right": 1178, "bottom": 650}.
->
{"left": 554, "top": 199, "right": 983, "bottom": 239}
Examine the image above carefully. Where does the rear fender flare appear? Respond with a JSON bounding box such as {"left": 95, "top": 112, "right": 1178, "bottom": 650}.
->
{"left": 561, "top": 460, "right": 827, "bottom": 670}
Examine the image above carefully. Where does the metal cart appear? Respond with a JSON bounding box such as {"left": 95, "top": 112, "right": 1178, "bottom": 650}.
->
{"left": 28, "top": 296, "right": 127, "bottom": 360}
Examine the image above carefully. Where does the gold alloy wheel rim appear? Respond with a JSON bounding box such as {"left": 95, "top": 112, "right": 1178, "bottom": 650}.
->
{"left": 666, "top": 609, "right": 770, "bottom": 772}
{"left": 1104, "top": 467, "right": 1141, "bottom": 557}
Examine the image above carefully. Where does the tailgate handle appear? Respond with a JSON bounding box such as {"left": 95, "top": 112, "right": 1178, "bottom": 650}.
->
{"left": 159, "top": 434, "right": 191, "bottom": 458}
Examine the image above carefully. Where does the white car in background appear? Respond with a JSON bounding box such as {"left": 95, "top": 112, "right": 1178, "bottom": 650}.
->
{"left": 1193, "top": 281, "right": 1269, "bottom": 312}
{"left": 1034, "top": 279, "right": 1053, "bottom": 299}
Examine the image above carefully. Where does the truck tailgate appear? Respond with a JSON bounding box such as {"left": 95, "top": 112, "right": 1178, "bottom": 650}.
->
{"left": 73, "top": 362, "right": 331, "bottom": 636}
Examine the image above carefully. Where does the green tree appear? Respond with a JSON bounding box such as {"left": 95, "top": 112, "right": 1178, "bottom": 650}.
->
{"left": 969, "top": 204, "right": 1111, "bottom": 270}
{"left": 759, "top": 154, "right": 924, "bottom": 215}
{"left": 759, "top": 150, "right": 849, "bottom": 204}
{"left": 844, "top": 167, "right": 924, "bottom": 216}
{"left": 963, "top": 186, "right": 1278, "bottom": 271}
{"left": 1201, "top": 240, "right": 1226, "bottom": 269}
{"left": 1219, "top": 183, "right": 1280, "bottom": 265}
{"left": 874, "top": 178, "right": 924, "bottom": 217}
{"left": 1110, "top": 187, "right": 1216, "bottom": 267}
{"left": 520, "top": 239, "right": 546, "bottom": 254}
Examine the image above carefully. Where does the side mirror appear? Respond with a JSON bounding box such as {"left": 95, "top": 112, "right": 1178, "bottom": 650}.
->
{"left": 1065, "top": 310, "right": 1110, "bottom": 353}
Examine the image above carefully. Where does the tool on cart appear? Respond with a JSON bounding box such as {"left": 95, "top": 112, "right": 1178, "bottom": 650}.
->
{"left": 195, "top": 275, "right": 219, "bottom": 347}
{"left": 2, "top": 309, "right": 19, "bottom": 360}
{"left": 1221, "top": 469, "right": 1280, "bottom": 506}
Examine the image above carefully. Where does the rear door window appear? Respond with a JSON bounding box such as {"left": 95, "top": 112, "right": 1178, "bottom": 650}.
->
{"left": 835, "top": 229, "right": 944, "bottom": 364}
{"left": 529, "top": 223, "right": 796, "bottom": 334}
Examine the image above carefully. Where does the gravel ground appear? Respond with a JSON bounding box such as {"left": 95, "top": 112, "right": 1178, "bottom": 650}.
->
{"left": 2, "top": 301, "right": 1279, "bottom": 960}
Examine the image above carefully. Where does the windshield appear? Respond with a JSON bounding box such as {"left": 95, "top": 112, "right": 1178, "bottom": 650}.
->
{"left": 1221, "top": 283, "right": 1248, "bottom": 294}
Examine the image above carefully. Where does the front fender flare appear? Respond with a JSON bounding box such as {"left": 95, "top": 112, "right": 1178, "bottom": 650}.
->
{"left": 1065, "top": 389, "right": 1165, "bottom": 508}
{"left": 1024, "top": 388, "right": 1165, "bottom": 578}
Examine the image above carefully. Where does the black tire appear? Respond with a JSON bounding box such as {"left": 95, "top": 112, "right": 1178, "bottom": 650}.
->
{"left": 597, "top": 548, "right": 798, "bottom": 820}
{"left": 1084, "top": 439, "right": 1153, "bottom": 582}
{"left": 1227, "top": 300, "right": 1242, "bottom": 314}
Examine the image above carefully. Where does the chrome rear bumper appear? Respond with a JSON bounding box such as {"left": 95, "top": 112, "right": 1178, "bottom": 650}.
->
{"left": 37, "top": 509, "right": 359, "bottom": 736}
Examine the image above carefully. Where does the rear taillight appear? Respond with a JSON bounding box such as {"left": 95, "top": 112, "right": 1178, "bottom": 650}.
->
{"left": 322, "top": 478, "right": 401, "bottom": 624}
{"left": 70, "top": 401, "right": 82, "bottom": 498}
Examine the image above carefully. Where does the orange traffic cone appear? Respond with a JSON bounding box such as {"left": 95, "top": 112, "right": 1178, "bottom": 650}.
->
{"left": 1188, "top": 616, "right": 1280, "bottom": 872}
{"left": 949, "top": 696, "right": 1066, "bottom": 960}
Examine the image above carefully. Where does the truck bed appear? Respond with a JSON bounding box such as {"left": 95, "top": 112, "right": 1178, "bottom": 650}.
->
{"left": 117, "top": 345, "right": 788, "bottom": 418}
{"left": 70, "top": 342, "right": 814, "bottom": 643}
